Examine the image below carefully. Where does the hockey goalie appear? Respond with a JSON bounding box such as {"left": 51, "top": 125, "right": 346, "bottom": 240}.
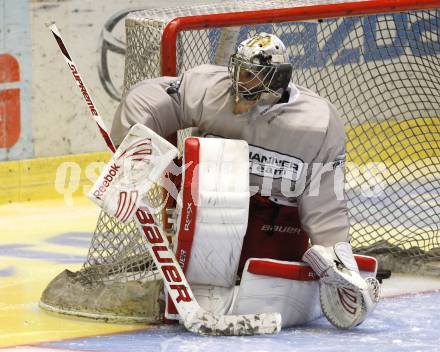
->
{"left": 91, "top": 32, "right": 380, "bottom": 331}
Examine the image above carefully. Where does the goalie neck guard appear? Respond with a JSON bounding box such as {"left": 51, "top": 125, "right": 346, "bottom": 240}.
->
{"left": 228, "top": 32, "right": 293, "bottom": 102}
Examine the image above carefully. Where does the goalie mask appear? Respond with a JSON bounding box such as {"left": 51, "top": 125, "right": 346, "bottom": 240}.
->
{"left": 229, "top": 32, "right": 293, "bottom": 102}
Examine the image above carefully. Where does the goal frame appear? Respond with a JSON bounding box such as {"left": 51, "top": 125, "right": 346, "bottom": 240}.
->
{"left": 156, "top": 0, "right": 440, "bottom": 241}
{"left": 160, "top": 0, "right": 440, "bottom": 76}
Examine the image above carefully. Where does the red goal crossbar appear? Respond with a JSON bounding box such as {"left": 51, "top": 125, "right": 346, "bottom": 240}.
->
{"left": 161, "top": 0, "right": 440, "bottom": 76}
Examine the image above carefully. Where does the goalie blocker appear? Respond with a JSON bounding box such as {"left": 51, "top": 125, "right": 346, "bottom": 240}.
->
{"left": 88, "top": 124, "right": 178, "bottom": 223}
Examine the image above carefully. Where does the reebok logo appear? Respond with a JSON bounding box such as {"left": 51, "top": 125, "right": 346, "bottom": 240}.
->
{"left": 93, "top": 163, "right": 121, "bottom": 200}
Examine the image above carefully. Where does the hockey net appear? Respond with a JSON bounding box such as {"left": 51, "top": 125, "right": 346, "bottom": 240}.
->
{"left": 41, "top": 0, "right": 440, "bottom": 322}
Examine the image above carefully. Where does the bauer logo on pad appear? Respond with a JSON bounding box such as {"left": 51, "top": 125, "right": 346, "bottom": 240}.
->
{"left": 88, "top": 124, "right": 178, "bottom": 224}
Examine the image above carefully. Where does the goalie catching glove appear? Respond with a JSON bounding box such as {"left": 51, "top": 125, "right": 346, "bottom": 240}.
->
{"left": 303, "top": 242, "right": 380, "bottom": 329}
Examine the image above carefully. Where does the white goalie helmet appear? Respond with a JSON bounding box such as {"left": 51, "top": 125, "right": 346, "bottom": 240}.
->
{"left": 229, "top": 32, "right": 293, "bottom": 101}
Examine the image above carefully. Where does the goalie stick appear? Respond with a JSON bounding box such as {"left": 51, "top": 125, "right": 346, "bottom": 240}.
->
{"left": 48, "top": 23, "right": 281, "bottom": 336}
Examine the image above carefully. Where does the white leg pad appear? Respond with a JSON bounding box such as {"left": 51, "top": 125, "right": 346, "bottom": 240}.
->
{"left": 230, "top": 255, "right": 377, "bottom": 328}
{"left": 175, "top": 137, "right": 250, "bottom": 288}
{"left": 231, "top": 259, "right": 322, "bottom": 328}
{"left": 167, "top": 137, "right": 250, "bottom": 319}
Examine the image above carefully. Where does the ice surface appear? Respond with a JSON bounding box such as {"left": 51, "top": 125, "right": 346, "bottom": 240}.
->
{"left": 41, "top": 292, "right": 440, "bottom": 352}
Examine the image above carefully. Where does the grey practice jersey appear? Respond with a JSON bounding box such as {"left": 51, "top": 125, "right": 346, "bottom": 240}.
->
{"left": 112, "top": 65, "right": 349, "bottom": 246}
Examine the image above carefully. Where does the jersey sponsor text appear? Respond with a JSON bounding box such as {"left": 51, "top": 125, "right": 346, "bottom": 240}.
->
{"left": 249, "top": 145, "right": 303, "bottom": 180}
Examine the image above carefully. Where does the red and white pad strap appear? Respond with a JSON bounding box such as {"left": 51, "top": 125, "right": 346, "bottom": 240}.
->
{"left": 88, "top": 124, "right": 178, "bottom": 224}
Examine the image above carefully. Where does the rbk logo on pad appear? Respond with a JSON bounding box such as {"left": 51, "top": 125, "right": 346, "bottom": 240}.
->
{"left": 118, "top": 137, "right": 153, "bottom": 162}
{"left": 337, "top": 287, "right": 358, "bottom": 315}
{"left": 115, "top": 190, "right": 139, "bottom": 223}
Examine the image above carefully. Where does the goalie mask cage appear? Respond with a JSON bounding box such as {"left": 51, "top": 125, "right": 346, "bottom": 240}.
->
{"left": 41, "top": 0, "right": 440, "bottom": 322}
